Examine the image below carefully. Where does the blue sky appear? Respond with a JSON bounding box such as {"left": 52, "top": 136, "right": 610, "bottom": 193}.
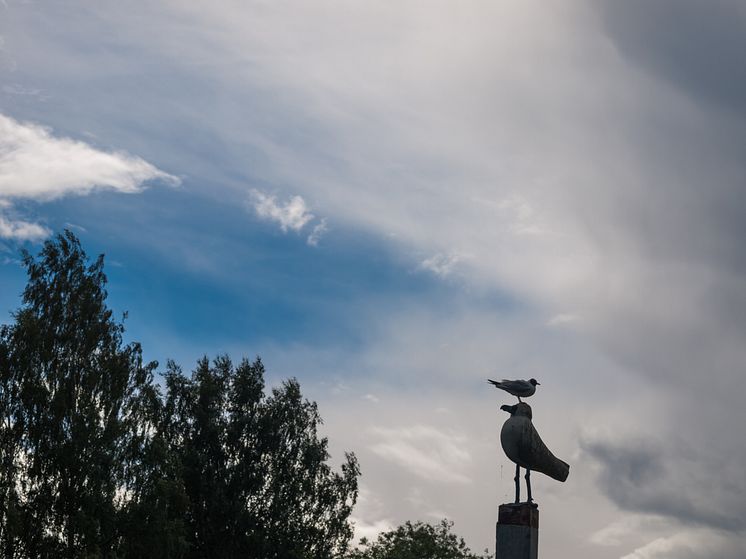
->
{"left": 3, "top": 182, "right": 513, "bottom": 371}
{"left": 2, "top": 2, "right": 746, "bottom": 558}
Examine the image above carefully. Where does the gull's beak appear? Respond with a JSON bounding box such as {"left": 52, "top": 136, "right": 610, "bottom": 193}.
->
{"left": 536, "top": 381, "right": 541, "bottom": 385}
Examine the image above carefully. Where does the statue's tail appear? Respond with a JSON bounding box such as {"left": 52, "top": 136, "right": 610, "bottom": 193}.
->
{"left": 535, "top": 454, "right": 569, "bottom": 482}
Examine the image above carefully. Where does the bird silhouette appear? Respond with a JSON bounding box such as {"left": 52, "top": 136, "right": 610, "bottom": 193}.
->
{"left": 500, "top": 402, "right": 569, "bottom": 503}
{"left": 487, "top": 378, "right": 540, "bottom": 402}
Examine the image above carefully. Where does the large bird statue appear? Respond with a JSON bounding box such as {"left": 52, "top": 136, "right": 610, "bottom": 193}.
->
{"left": 500, "top": 402, "right": 569, "bottom": 503}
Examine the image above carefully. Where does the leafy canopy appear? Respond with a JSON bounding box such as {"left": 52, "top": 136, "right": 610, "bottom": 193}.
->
{"left": 0, "top": 231, "right": 359, "bottom": 559}
{"left": 347, "top": 520, "right": 491, "bottom": 559}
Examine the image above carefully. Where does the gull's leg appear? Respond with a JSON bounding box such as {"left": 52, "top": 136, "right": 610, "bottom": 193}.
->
{"left": 514, "top": 463, "right": 521, "bottom": 504}
{"left": 525, "top": 469, "right": 533, "bottom": 503}
{"left": 518, "top": 396, "right": 522, "bottom": 403}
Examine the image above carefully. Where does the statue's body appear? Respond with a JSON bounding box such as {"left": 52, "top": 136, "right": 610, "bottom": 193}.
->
{"left": 499, "top": 401, "right": 569, "bottom": 503}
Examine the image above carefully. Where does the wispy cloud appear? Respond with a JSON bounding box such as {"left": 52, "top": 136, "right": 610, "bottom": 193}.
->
{"left": 63, "top": 222, "right": 88, "bottom": 234}
{"left": 348, "top": 485, "right": 394, "bottom": 544}
{"left": 249, "top": 189, "right": 314, "bottom": 233}
{"left": 420, "top": 253, "right": 461, "bottom": 278}
{"left": 2, "top": 83, "right": 45, "bottom": 99}
{"left": 589, "top": 516, "right": 668, "bottom": 547}
{"left": 0, "top": 215, "right": 48, "bottom": 241}
{"left": 306, "top": 217, "right": 328, "bottom": 246}
{"left": 249, "top": 189, "right": 330, "bottom": 246}
{"left": 369, "top": 424, "right": 471, "bottom": 484}
{"left": 620, "top": 530, "right": 746, "bottom": 559}
{"left": 546, "top": 313, "right": 580, "bottom": 327}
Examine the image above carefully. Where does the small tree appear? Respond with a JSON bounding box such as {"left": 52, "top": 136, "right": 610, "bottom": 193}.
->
{"left": 348, "top": 520, "right": 490, "bottom": 559}
{"left": 164, "top": 356, "right": 360, "bottom": 559}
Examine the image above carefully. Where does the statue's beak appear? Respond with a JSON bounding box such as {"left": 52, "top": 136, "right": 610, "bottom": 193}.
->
{"left": 500, "top": 404, "right": 517, "bottom": 415}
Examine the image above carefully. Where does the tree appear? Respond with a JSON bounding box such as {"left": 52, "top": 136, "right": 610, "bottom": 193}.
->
{"left": 164, "top": 356, "right": 360, "bottom": 559}
{"left": 115, "top": 369, "right": 189, "bottom": 559}
{"left": 0, "top": 231, "right": 186, "bottom": 558}
{"left": 0, "top": 231, "right": 359, "bottom": 558}
{"left": 347, "top": 520, "right": 491, "bottom": 559}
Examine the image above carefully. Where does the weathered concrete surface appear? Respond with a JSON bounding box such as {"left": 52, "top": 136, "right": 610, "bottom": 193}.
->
{"left": 496, "top": 502, "right": 539, "bottom": 559}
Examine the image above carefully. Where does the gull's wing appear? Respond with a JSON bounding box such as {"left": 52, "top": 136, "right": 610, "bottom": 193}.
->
{"left": 497, "top": 379, "right": 531, "bottom": 393}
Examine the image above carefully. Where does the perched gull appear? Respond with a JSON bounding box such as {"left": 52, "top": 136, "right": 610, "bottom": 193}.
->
{"left": 487, "top": 378, "right": 540, "bottom": 402}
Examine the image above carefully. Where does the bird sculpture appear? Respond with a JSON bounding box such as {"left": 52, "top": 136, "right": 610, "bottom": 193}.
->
{"left": 487, "top": 378, "right": 540, "bottom": 402}
{"left": 499, "top": 402, "right": 569, "bottom": 504}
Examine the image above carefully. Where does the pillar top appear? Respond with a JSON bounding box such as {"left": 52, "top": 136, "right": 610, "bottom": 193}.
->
{"left": 498, "top": 502, "right": 539, "bottom": 529}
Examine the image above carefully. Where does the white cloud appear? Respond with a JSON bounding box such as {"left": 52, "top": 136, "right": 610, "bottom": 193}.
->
{"left": 248, "top": 190, "right": 328, "bottom": 243}
{"left": 249, "top": 189, "right": 314, "bottom": 233}
{"left": 495, "top": 195, "right": 546, "bottom": 237}
{"left": 350, "top": 517, "right": 393, "bottom": 546}
{"left": 623, "top": 536, "right": 691, "bottom": 559}
{"left": 589, "top": 516, "right": 668, "bottom": 547}
{"left": 349, "top": 485, "right": 394, "bottom": 545}
{"left": 546, "top": 313, "right": 580, "bottom": 327}
{"left": 2, "top": 83, "right": 45, "bottom": 98}
{"left": 369, "top": 424, "right": 471, "bottom": 484}
{"left": 0, "top": 215, "right": 49, "bottom": 241}
{"left": 0, "top": 113, "right": 179, "bottom": 240}
{"left": 420, "top": 253, "right": 461, "bottom": 278}
{"left": 331, "top": 380, "right": 350, "bottom": 395}
{"left": 307, "top": 217, "right": 328, "bottom": 246}
{"left": 63, "top": 222, "right": 87, "bottom": 233}
{"left": 620, "top": 531, "right": 746, "bottom": 559}
{"left": 0, "top": 113, "right": 179, "bottom": 201}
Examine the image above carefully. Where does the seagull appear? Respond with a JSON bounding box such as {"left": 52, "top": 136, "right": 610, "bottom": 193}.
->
{"left": 500, "top": 402, "right": 569, "bottom": 503}
{"left": 487, "top": 378, "right": 540, "bottom": 402}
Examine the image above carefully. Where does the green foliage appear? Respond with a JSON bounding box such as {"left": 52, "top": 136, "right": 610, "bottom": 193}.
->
{"left": 0, "top": 231, "right": 359, "bottom": 559}
{"left": 347, "top": 520, "right": 491, "bottom": 559}
{"left": 0, "top": 230, "right": 178, "bottom": 558}
{"left": 163, "top": 357, "right": 360, "bottom": 559}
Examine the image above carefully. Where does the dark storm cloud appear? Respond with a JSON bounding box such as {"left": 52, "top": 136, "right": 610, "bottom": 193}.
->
{"left": 577, "top": 2, "right": 746, "bottom": 402}
{"left": 581, "top": 434, "right": 746, "bottom": 532}
{"left": 590, "top": 0, "right": 746, "bottom": 284}
{"left": 596, "top": 0, "right": 746, "bottom": 114}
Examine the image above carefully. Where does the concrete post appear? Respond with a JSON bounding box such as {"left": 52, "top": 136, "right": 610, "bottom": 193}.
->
{"left": 495, "top": 503, "right": 539, "bottom": 559}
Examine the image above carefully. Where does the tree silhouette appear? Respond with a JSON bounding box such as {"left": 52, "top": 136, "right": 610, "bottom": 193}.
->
{"left": 0, "top": 231, "right": 359, "bottom": 558}
{"left": 163, "top": 357, "right": 359, "bottom": 558}
{"left": 347, "top": 520, "right": 490, "bottom": 559}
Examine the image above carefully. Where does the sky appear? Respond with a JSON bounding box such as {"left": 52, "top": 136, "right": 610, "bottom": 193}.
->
{"left": 1, "top": 1, "right": 745, "bottom": 557}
